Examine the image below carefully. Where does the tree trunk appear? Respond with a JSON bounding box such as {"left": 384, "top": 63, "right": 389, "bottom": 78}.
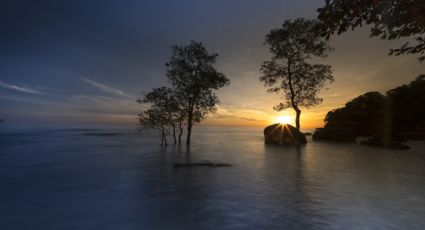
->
{"left": 163, "top": 134, "right": 167, "bottom": 145}
{"left": 172, "top": 124, "right": 177, "bottom": 144}
{"left": 178, "top": 125, "right": 183, "bottom": 145}
{"left": 161, "top": 129, "right": 168, "bottom": 146}
{"left": 186, "top": 124, "right": 192, "bottom": 146}
{"left": 186, "top": 111, "right": 193, "bottom": 146}
{"left": 287, "top": 58, "right": 301, "bottom": 130}
{"left": 295, "top": 109, "right": 301, "bottom": 130}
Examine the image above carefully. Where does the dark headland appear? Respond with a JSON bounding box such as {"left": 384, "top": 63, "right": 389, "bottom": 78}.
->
{"left": 313, "top": 75, "right": 425, "bottom": 149}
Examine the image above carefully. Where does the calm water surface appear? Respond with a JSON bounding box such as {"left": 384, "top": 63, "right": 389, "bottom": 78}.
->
{"left": 1, "top": 124, "right": 425, "bottom": 229}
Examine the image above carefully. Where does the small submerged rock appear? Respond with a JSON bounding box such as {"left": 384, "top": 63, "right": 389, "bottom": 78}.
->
{"left": 264, "top": 123, "right": 307, "bottom": 145}
{"left": 360, "top": 134, "right": 410, "bottom": 150}
{"left": 82, "top": 132, "right": 120, "bottom": 136}
{"left": 173, "top": 161, "right": 232, "bottom": 167}
{"left": 312, "top": 127, "right": 357, "bottom": 142}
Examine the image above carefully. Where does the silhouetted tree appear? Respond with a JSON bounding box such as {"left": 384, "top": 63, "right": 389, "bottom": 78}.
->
{"left": 140, "top": 87, "right": 186, "bottom": 144}
{"left": 138, "top": 109, "right": 170, "bottom": 145}
{"left": 260, "top": 18, "right": 334, "bottom": 130}
{"left": 317, "top": 0, "right": 425, "bottom": 61}
{"left": 166, "top": 41, "right": 230, "bottom": 145}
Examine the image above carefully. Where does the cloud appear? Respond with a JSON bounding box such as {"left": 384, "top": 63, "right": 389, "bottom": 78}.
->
{"left": 0, "top": 81, "right": 43, "bottom": 94}
{"left": 81, "top": 78, "right": 133, "bottom": 99}
{"left": 213, "top": 114, "right": 266, "bottom": 122}
{"left": 68, "top": 94, "right": 143, "bottom": 114}
{"left": 210, "top": 105, "right": 269, "bottom": 123}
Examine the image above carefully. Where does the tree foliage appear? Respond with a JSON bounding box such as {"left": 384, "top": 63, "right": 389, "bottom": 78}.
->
{"left": 166, "top": 41, "right": 230, "bottom": 145}
{"left": 317, "top": 0, "right": 425, "bottom": 61}
{"left": 140, "top": 87, "right": 186, "bottom": 144}
{"left": 137, "top": 109, "right": 170, "bottom": 145}
{"left": 138, "top": 41, "right": 229, "bottom": 146}
{"left": 324, "top": 92, "right": 387, "bottom": 135}
{"left": 386, "top": 74, "right": 425, "bottom": 131}
{"left": 324, "top": 75, "right": 425, "bottom": 136}
{"left": 260, "top": 18, "right": 334, "bottom": 130}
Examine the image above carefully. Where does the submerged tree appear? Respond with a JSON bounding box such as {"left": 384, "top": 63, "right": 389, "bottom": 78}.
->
{"left": 166, "top": 41, "right": 230, "bottom": 145}
{"left": 140, "top": 87, "right": 186, "bottom": 145}
{"left": 260, "top": 18, "right": 334, "bottom": 130}
{"left": 317, "top": 0, "right": 425, "bottom": 61}
{"left": 138, "top": 109, "right": 170, "bottom": 145}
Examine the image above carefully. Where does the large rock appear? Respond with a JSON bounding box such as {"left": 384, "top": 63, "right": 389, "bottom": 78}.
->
{"left": 264, "top": 123, "right": 307, "bottom": 145}
{"left": 312, "top": 127, "right": 357, "bottom": 142}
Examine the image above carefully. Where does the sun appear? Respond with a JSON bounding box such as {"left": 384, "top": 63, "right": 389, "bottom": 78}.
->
{"left": 275, "top": 115, "right": 292, "bottom": 124}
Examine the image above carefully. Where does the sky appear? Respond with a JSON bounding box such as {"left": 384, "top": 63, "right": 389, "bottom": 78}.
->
{"left": 0, "top": 0, "right": 423, "bottom": 128}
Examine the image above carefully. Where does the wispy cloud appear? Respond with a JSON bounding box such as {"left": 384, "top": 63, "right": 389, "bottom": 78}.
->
{"left": 81, "top": 78, "right": 133, "bottom": 99}
{"left": 69, "top": 94, "right": 143, "bottom": 114}
{"left": 210, "top": 105, "right": 269, "bottom": 123}
{"left": 0, "top": 81, "right": 43, "bottom": 94}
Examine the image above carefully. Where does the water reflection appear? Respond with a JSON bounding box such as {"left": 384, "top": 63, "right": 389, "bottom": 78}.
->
{"left": 262, "top": 145, "right": 327, "bottom": 229}
{"left": 1, "top": 125, "right": 425, "bottom": 229}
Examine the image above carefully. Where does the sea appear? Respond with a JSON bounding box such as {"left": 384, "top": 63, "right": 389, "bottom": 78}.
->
{"left": 1, "top": 123, "right": 425, "bottom": 230}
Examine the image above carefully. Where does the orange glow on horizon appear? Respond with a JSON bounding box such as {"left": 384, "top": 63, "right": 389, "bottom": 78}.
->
{"left": 202, "top": 109, "right": 325, "bottom": 129}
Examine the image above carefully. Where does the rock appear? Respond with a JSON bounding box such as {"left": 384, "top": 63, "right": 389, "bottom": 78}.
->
{"left": 312, "top": 127, "right": 357, "bottom": 142}
{"left": 173, "top": 161, "right": 232, "bottom": 167}
{"left": 83, "top": 132, "right": 120, "bottom": 136}
{"left": 264, "top": 123, "right": 307, "bottom": 145}
{"left": 402, "top": 132, "right": 425, "bottom": 141}
{"left": 360, "top": 139, "right": 410, "bottom": 149}
{"left": 360, "top": 134, "right": 410, "bottom": 150}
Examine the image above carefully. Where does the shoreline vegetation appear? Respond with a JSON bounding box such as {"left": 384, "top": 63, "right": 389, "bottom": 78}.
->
{"left": 313, "top": 75, "right": 425, "bottom": 149}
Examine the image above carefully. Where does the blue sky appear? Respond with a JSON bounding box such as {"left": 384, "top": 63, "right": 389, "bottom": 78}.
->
{"left": 0, "top": 0, "right": 423, "bottom": 126}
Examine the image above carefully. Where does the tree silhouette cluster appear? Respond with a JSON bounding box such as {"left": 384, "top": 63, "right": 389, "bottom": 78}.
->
{"left": 138, "top": 41, "right": 229, "bottom": 145}
{"left": 323, "top": 75, "right": 425, "bottom": 137}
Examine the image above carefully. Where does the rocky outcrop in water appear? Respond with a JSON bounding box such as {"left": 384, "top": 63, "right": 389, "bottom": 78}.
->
{"left": 264, "top": 123, "right": 307, "bottom": 145}
{"left": 360, "top": 134, "right": 410, "bottom": 150}
{"left": 173, "top": 161, "right": 232, "bottom": 167}
{"left": 312, "top": 127, "right": 357, "bottom": 142}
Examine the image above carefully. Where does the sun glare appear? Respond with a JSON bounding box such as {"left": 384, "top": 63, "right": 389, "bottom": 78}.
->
{"left": 275, "top": 115, "right": 292, "bottom": 124}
